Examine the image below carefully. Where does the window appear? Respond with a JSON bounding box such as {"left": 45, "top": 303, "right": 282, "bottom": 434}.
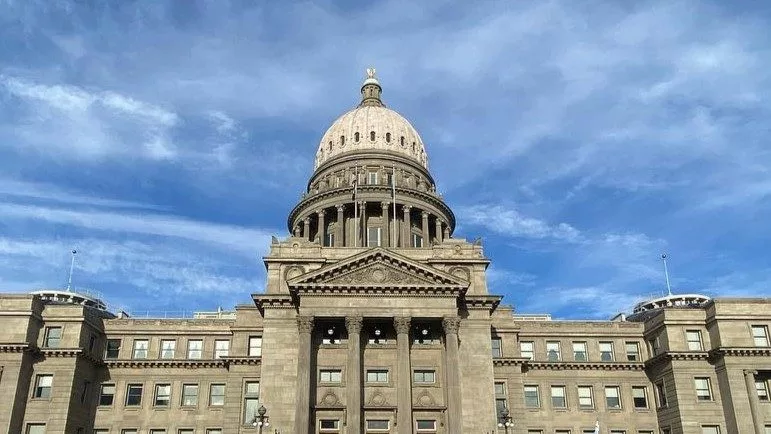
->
{"left": 105, "top": 339, "right": 121, "bottom": 358}
{"left": 150, "top": 430, "right": 167, "bottom": 434}
{"left": 577, "top": 386, "right": 593, "bottom": 408}
{"left": 178, "top": 430, "right": 194, "bottom": 434}
{"left": 495, "top": 381, "right": 507, "bottom": 420}
{"left": 416, "top": 420, "right": 437, "bottom": 432}
{"left": 132, "top": 339, "right": 148, "bottom": 359}
{"left": 551, "top": 385, "right": 566, "bottom": 408}
{"left": 599, "top": 342, "right": 614, "bottom": 361}
{"left": 412, "top": 233, "right": 423, "bottom": 248}
{"left": 79, "top": 380, "right": 90, "bottom": 404}
{"left": 752, "top": 325, "right": 769, "bottom": 347}
{"left": 33, "top": 374, "right": 53, "bottom": 398}
{"left": 491, "top": 338, "right": 502, "bottom": 358}
{"left": 325, "top": 232, "right": 335, "bottom": 247}
{"left": 695, "top": 378, "right": 712, "bottom": 401}
{"left": 187, "top": 340, "right": 203, "bottom": 359}
{"left": 26, "top": 425, "right": 46, "bottom": 434}
{"left": 122, "top": 430, "right": 138, "bottom": 434}
{"left": 320, "top": 420, "right": 340, "bottom": 431}
{"left": 701, "top": 427, "right": 720, "bottom": 434}
{"left": 366, "top": 420, "right": 389, "bottom": 431}
{"left": 413, "top": 370, "right": 436, "bottom": 384}
{"left": 182, "top": 384, "right": 199, "bottom": 406}
{"left": 210, "top": 384, "right": 225, "bottom": 406}
{"left": 366, "top": 369, "right": 388, "bottom": 383}
{"left": 355, "top": 132, "right": 360, "bottom": 142}
{"left": 632, "top": 386, "right": 648, "bottom": 408}
{"left": 340, "top": 135, "right": 345, "bottom": 146}
{"left": 385, "top": 133, "right": 391, "bottom": 143}
{"left": 605, "top": 386, "right": 621, "bottom": 409}
{"left": 214, "top": 340, "right": 229, "bottom": 358}
{"left": 125, "top": 384, "right": 143, "bottom": 406}
{"left": 320, "top": 369, "right": 342, "bottom": 383}
{"left": 625, "top": 342, "right": 640, "bottom": 361}
{"left": 206, "top": 430, "right": 222, "bottom": 434}
{"left": 43, "top": 326, "right": 62, "bottom": 348}
{"left": 368, "top": 171, "right": 378, "bottom": 185}
{"left": 520, "top": 341, "right": 534, "bottom": 359}
{"left": 160, "top": 340, "right": 176, "bottom": 359}
{"left": 756, "top": 380, "right": 769, "bottom": 401}
{"left": 94, "top": 430, "right": 109, "bottom": 434}
{"left": 524, "top": 385, "right": 540, "bottom": 408}
{"left": 573, "top": 342, "right": 587, "bottom": 361}
{"left": 547, "top": 341, "right": 561, "bottom": 361}
{"left": 99, "top": 384, "right": 115, "bottom": 406}
{"left": 656, "top": 381, "right": 668, "bottom": 407}
{"left": 650, "top": 336, "right": 660, "bottom": 355}
{"left": 154, "top": 384, "right": 171, "bottom": 407}
{"left": 89, "top": 334, "right": 96, "bottom": 352}
{"left": 248, "top": 336, "right": 263, "bottom": 356}
{"left": 367, "top": 227, "right": 381, "bottom": 247}
{"left": 686, "top": 330, "right": 703, "bottom": 351}
{"left": 243, "top": 381, "right": 260, "bottom": 424}
{"left": 610, "top": 431, "right": 626, "bottom": 434}
{"left": 370, "top": 131, "right": 376, "bottom": 141}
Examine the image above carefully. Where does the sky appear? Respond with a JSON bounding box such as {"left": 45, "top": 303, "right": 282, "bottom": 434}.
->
{"left": 1, "top": 0, "right": 770, "bottom": 319}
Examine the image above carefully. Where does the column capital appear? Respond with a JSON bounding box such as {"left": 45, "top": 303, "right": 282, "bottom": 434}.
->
{"left": 336, "top": 204, "right": 345, "bottom": 212}
{"left": 422, "top": 210, "right": 429, "bottom": 219}
{"left": 442, "top": 316, "right": 461, "bottom": 335}
{"left": 317, "top": 209, "right": 326, "bottom": 217}
{"left": 744, "top": 369, "right": 759, "bottom": 376}
{"left": 345, "top": 316, "right": 364, "bottom": 334}
{"left": 403, "top": 205, "right": 412, "bottom": 212}
{"left": 297, "top": 316, "right": 315, "bottom": 334}
{"left": 394, "top": 316, "right": 411, "bottom": 334}
{"left": 381, "top": 201, "right": 390, "bottom": 209}
{"left": 303, "top": 216, "right": 311, "bottom": 223}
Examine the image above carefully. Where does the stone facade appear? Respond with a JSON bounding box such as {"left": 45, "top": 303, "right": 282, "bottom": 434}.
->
{"left": 1, "top": 72, "right": 770, "bottom": 434}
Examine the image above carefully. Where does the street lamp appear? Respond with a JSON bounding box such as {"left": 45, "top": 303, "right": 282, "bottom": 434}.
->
{"left": 497, "top": 407, "right": 514, "bottom": 432}
{"left": 251, "top": 405, "right": 270, "bottom": 432}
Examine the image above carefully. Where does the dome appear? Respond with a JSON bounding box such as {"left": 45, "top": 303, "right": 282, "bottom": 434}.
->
{"left": 313, "top": 70, "right": 428, "bottom": 170}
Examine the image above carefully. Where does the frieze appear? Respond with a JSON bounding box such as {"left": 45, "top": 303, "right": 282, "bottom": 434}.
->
{"left": 327, "top": 263, "right": 434, "bottom": 286}
{"left": 104, "top": 359, "right": 227, "bottom": 369}
{"left": 521, "top": 361, "right": 646, "bottom": 372}
{"left": 709, "top": 347, "right": 771, "bottom": 358}
{"left": 366, "top": 390, "right": 390, "bottom": 407}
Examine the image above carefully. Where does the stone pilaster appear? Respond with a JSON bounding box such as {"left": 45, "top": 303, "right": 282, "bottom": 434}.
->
{"left": 302, "top": 217, "right": 310, "bottom": 240}
{"left": 346, "top": 316, "right": 364, "bottom": 433}
{"left": 395, "top": 317, "right": 412, "bottom": 433}
{"left": 317, "top": 209, "right": 326, "bottom": 246}
{"left": 435, "top": 218, "right": 443, "bottom": 244}
{"left": 336, "top": 205, "right": 345, "bottom": 247}
{"left": 743, "top": 370, "right": 763, "bottom": 434}
{"left": 443, "top": 316, "right": 462, "bottom": 434}
{"left": 402, "top": 206, "right": 412, "bottom": 247}
{"left": 381, "top": 202, "right": 390, "bottom": 247}
{"left": 421, "top": 211, "right": 429, "bottom": 248}
{"left": 295, "top": 316, "right": 315, "bottom": 434}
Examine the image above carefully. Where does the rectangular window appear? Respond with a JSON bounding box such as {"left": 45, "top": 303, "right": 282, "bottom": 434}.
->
{"left": 214, "top": 340, "right": 229, "bottom": 358}
{"left": 178, "top": 430, "right": 194, "bottom": 434}
{"left": 367, "top": 227, "right": 382, "bottom": 247}
{"left": 26, "top": 425, "right": 46, "bottom": 434}
{"left": 577, "top": 386, "right": 593, "bottom": 408}
{"left": 625, "top": 342, "right": 640, "bottom": 361}
{"left": 756, "top": 380, "right": 769, "bottom": 401}
{"left": 520, "top": 341, "right": 534, "bottom": 360}
{"left": 547, "top": 341, "right": 561, "bottom": 361}
{"left": 656, "top": 381, "right": 667, "bottom": 407}
{"left": 33, "top": 374, "right": 53, "bottom": 398}
{"left": 320, "top": 420, "right": 340, "bottom": 431}
{"left": 160, "top": 340, "right": 176, "bottom": 359}
{"left": 80, "top": 380, "right": 90, "bottom": 404}
{"left": 43, "top": 326, "right": 62, "bottom": 348}
{"left": 599, "top": 342, "right": 615, "bottom": 361}
{"left": 491, "top": 337, "right": 502, "bottom": 358}
{"left": 701, "top": 427, "right": 720, "bottom": 434}
{"left": 105, "top": 339, "right": 121, "bottom": 359}
{"left": 243, "top": 381, "right": 260, "bottom": 424}
{"left": 551, "top": 385, "right": 566, "bottom": 408}
{"left": 695, "top": 378, "right": 712, "bottom": 401}
{"left": 325, "top": 232, "right": 335, "bottom": 247}
{"left": 99, "top": 384, "right": 115, "bottom": 406}
{"left": 187, "top": 340, "right": 203, "bottom": 359}
{"left": 368, "top": 171, "right": 378, "bottom": 185}
{"left": 632, "top": 386, "right": 648, "bottom": 408}
{"left": 181, "top": 384, "right": 199, "bottom": 406}
{"left": 154, "top": 384, "right": 171, "bottom": 407}
{"left": 572, "top": 342, "right": 587, "bottom": 361}
{"left": 610, "top": 431, "right": 626, "bottom": 434}
{"left": 320, "top": 369, "right": 342, "bottom": 383}
{"left": 752, "top": 325, "right": 769, "bottom": 347}
{"left": 366, "top": 420, "right": 390, "bottom": 431}
{"left": 366, "top": 369, "right": 388, "bottom": 383}
{"left": 650, "top": 336, "right": 660, "bottom": 355}
{"left": 524, "top": 385, "right": 540, "bottom": 408}
{"left": 209, "top": 384, "right": 226, "bottom": 406}
{"left": 132, "top": 339, "right": 148, "bottom": 359}
{"left": 686, "top": 330, "right": 703, "bottom": 351}
{"left": 605, "top": 386, "right": 621, "bottom": 409}
{"left": 413, "top": 370, "right": 436, "bottom": 384}
{"left": 150, "top": 430, "right": 167, "bottom": 434}
{"left": 121, "top": 431, "right": 138, "bottom": 434}
{"left": 206, "top": 430, "right": 222, "bottom": 434}
{"left": 94, "top": 430, "right": 109, "bottom": 434}
{"left": 125, "top": 384, "right": 143, "bottom": 406}
{"left": 248, "top": 336, "right": 263, "bottom": 357}
{"left": 416, "top": 420, "right": 437, "bottom": 432}
{"left": 412, "top": 233, "right": 423, "bottom": 248}
{"left": 495, "top": 381, "right": 507, "bottom": 420}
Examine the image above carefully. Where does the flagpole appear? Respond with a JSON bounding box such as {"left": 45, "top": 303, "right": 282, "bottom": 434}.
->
{"left": 353, "top": 167, "right": 359, "bottom": 248}
{"left": 392, "top": 166, "right": 397, "bottom": 247}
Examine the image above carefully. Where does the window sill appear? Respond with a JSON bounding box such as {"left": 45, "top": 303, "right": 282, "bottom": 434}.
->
{"left": 30, "top": 397, "right": 51, "bottom": 402}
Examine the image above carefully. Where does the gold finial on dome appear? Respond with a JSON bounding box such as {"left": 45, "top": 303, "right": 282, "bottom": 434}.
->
{"left": 360, "top": 67, "right": 383, "bottom": 107}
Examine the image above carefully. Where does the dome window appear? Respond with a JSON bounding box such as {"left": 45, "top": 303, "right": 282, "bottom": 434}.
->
{"left": 370, "top": 131, "right": 376, "bottom": 141}
{"left": 386, "top": 132, "right": 391, "bottom": 143}
{"left": 340, "top": 135, "right": 345, "bottom": 146}
{"left": 412, "top": 142, "right": 416, "bottom": 153}
{"left": 328, "top": 141, "right": 332, "bottom": 151}
{"left": 355, "top": 132, "right": 360, "bottom": 142}
{"left": 400, "top": 137, "right": 406, "bottom": 147}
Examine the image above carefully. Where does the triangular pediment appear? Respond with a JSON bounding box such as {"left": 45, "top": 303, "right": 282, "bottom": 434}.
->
{"left": 287, "top": 248, "right": 469, "bottom": 291}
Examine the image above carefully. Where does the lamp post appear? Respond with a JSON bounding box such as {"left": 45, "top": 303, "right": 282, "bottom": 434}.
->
{"left": 251, "top": 405, "right": 270, "bottom": 433}
{"left": 497, "top": 407, "right": 514, "bottom": 433}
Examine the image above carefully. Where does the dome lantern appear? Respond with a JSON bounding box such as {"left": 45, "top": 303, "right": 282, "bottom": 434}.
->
{"left": 360, "top": 67, "right": 383, "bottom": 107}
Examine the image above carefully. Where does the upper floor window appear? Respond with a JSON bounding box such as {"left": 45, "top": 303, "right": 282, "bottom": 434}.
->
{"left": 491, "top": 337, "right": 502, "bottom": 358}
{"left": 656, "top": 381, "right": 668, "bottom": 407}
{"left": 385, "top": 132, "right": 391, "bottom": 143}
{"left": 319, "top": 420, "right": 340, "bottom": 432}
{"left": 546, "top": 341, "right": 561, "bottom": 361}
{"left": 520, "top": 341, "right": 534, "bottom": 360}
{"left": 686, "top": 330, "right": 703, "bottom": 351}
{"left": 625, "top": 342, "right": 640, "bottom": 361}
{"left": 649, "top": 336, "right": 661, "bottom": 355}
{"left": 43, "top": 326, "right": 62, "bottom": 348}
{"left": 248, "top": 336, "right": 262, "bottom": 357}
{"left": 632, "top": 386, "right": 648, "bottom": 408}
{"left": 605, "top": 386, "right": 621, "bottom": 409}
{"left": 495, "top": 382, "right": 507, "bottom": 420}
{"left": 416, "top": 420, "right": 436, "bottom": 432}
{"left": 210, "top": 384, "right": 226, "bottom": 406}
{"left": 367, "top": 227, "right": 382, "bottom": 247}
{"left": 26, "top": 425, "right": 46, "bottom": 434}
{"left": 105, "top": 339, "right": 121, "bottom": 359}
{"left": 752, "top": 325, "right": 769, "bottom": 347}
{"left": 413, "top": 370, "right": 436, "bottom": 384}
{"left": 701, "top": 426, "right": 720, "bottom": 434}
{"left": 154, "top": 384, "right": 171, "bottom": 407}
{"left": 181, "top": 384, "right": 199, "bottom": 406}
{"left": 577, "top": 385, "right": 593, "bottom": 409}
{"left": 243, "top": 381, "right": 260, "bottom": 424}
{"left": 524, "top": 385, "right": 540, "bottom": 408}
{"left": 99, "top": 383, "right": 115, "bottom": 406}
{"left": 354, "top": 132, "right": 360, "bottom": 142}
{"left": 368, "top": 171, "right": 378, "bottom": 185}
{"left": 325, "top": 232, "right": 335, "bottom": 247}
{"left": 572, "top": 342, "right": 587, "bottom": 361}
{"left": 187, "top": 340, "right": 203, "bottom": 359}
{"left": 160, "top": 340, "right": 176, "bottom": 359}
{"left": 695, "top": 378, "right": 713, "bottom": 401}
{"left": 366, "top": 420, "right": 389, "bottom": 432}
{"left": 366, "top": 369, "right": 388, "bottom": 383}
{"left": 599, "top": 342, "right": 614, "bottom": 361}
{"left": 33, "top": 374, "right": 53, "bottom": 398}
{"left": 412, "top": 233, "right": 423, "bottom": 248}
{"left": 340, "top": 135, "right": 345, "bottom": 146}
{"left": 132, "top": 339, "right": 149, "bottom": 359}
{"left": 214, "top": 340, "right": 229, "bottom": 358}
{"left": 125, "top": 384, "right": 143, "bottom": 406}
{"left": 370, "top": 131, "right": 376, "bottom": 141}
{"left": 550, "top": 385, "right": 566, "bottom": 408}
{"left": 320, "top": 369, "right": 342, "bottom": 383}
{"left": 755, "top": 379, "right": 769, "bottom": 401}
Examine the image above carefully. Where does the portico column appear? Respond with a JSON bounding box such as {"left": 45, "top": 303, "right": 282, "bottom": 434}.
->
{"left": 743, "top": 370, "right": 764, "bottom": 434}
{"left": 302, "top": 217, "right": 310, "bottom": 240}
{"left": 293, "top": 225, "right": 301, "bottom": 237}
{"left": 443, "top": 226, "right": 450, "bottom": 240}
{"left": 443, "top": 316, "right": 462, "bottom": 434}
{"left": 296, "top": 316, "right": 315, "bottom": 434}
{"left": 336, "top": 205, "right": 345, "bottom": 247}
{"left": 346, "top": 316, "right": 363, "bottom": 433}
{"left": 381, "top": 202, "right": 390, "bottom": 247}
{"left": 421, "top": 211, "right": 429, "bottom": 248}
{"left": 317, "top": 209, "right": 326, "bottom": 246}
{"left": 402, "top": 206, "right": 412, "bottom": 247}
{"left": 435, "top": 219, "right": 443, "bottom": 244}
{"left": 395, "top": 317, "right": 413, "bottom": 433}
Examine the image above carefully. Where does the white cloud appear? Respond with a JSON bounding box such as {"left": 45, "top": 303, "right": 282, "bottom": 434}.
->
{"left": 458, "top": 204, "right": 581, "bottom": 242}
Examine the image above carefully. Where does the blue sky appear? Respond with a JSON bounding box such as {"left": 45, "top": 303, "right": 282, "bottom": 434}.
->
{"left": 1, "top": 0, "right": 770, "bottom": 319}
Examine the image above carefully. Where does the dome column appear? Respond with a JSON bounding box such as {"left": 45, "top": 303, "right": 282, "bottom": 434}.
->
{"left": 443, "top": 225, "right": 450, "bottom": 240}
{"left": 421, "top": 211, "right": 430, "bottom": 248}
{"left": 335, "top": 205, "right": 345, "bottom": 247}
{"left": 381, "top": 202, "right": 390, "bottom": 248}
{"left": 402, "top": 205, "right": 412, "bottom": 247}
{"left": 302, "top": 217, "right": 310, "bottom": 241}
{"left": 317, "top": 209, "right": 326, "bottom": 246}
{"left": 435, "top": 218, "right": 443, "bottom": 244}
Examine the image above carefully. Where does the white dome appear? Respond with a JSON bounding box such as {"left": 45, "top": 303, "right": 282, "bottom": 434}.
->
{"left": 314, "top": 74, "right": 428, "bottom": 170}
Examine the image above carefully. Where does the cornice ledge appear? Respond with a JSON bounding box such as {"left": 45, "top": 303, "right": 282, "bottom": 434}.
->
{"left": 709, "top": 347, "right": 771, "bottom": 358}
{"left": 40, "top": 347, "right": 84, "bottom": 358}
{"left": 644, "top": 351, "right": 710, "bottom": 368}
{"left": 220, "top": 356, "right": 262, "bottom": 366}
{"left": 524, "top": 361, "right": 646, "bottom": 371}
{"left": 252, "top": 294, "right": 297, "bottom": 314}
{"left": 0, "top": 342, "right": 31, "bottom": 353}
{"left": 290, "top": 285, "right": 464, "bottom": 297}
{"left": 463, "top": 295, "right": 502, "bottom": 312}
{"left": 104, "top": 359, "right": 228, "bottom": 369}
{"left": 492, "top": 357, "right": 530, "bottom": 366}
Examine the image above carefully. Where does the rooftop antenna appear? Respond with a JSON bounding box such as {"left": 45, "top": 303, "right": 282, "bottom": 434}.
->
{"left": 66, "top": 249, "right": 77, "bottom": 292}
{"left": 661, "top": 253, "right": 672, "bottom": 296}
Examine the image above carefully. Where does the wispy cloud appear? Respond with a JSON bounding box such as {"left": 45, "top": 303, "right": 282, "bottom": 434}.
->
{"left": 458, "top": 204, "right": 581, "bottom": 242}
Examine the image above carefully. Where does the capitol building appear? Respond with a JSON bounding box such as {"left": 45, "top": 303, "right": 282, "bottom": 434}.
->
{"left": 0, "top": 71, "right": 770, "bottom": 434}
